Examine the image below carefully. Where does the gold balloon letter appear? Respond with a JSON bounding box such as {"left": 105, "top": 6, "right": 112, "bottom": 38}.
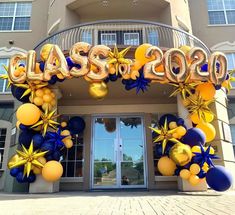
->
{"left": 26, "top": 50, "right": 43, "bottom": 81}
{"left": 143, "top": 46, "right": 165, "bottom": 81}
{"left": 8, "top": 53, "right": 27, "bottom": 83}
{"left": 69, "top": 42, "right": 91, "bottom": 77}
{"left": 87, "top": 45, "right": 110, "bottom": 80}
{"left": 164, "top": 48, "right": 188, "bottom": 83}
{"left": 208, "top": 52, "right": 227, "bottom": 85}
{"left": 187, "top": 47, "right": 209, "bottom": 82}
{"left": 44, "top": 45, "right": 70, "bottom": 81}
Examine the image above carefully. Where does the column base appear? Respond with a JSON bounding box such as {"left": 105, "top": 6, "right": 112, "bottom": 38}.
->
{"left": 29, "top": 175, "right": 59, "bottom": 193}
{"left": 177, "top": 177, "right": 207, "bottom": 192}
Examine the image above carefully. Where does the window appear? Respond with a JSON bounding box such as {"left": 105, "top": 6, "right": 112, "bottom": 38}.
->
{"left": 101, "top": 33, "right": 117, "bottom": 45}
{"left": 148, "top": 31, "right": 159, "bottom": 46}
{"left": 207, "top": 0, "right": 235, "bottom": 24}
{"left": 226, "top": 53, "right": 235, "bottom": 70}
{"left": 124, "top": 33, "right": 140, "bottom": 46}
{"left": 0, "top": 2, "right": 32, "bottom": 31}
{"left": 0, "top": 128, "right": 7, "bottom": 169}
{"left": 60, "top": 115, "right": 84, "bottom": 178}
{"left": 0, "top": 58, "right": 11, "bottom": 93}
{"left": 81, "top": 30, "right": 93, "bottom": 44}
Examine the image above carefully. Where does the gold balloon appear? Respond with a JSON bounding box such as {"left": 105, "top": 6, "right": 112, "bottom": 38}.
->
{"left": 143, "top": 46, "right": 165, "bottom": 82}
{"left": 169, "top": 143, "right": 192, "bottom": 166}
{"left": 87, "top": 45, "right": 110, "bottom": 80}
{"left": 179, "top": 45, "right": 191, "bottom": 54}
{"left": 8, "top": 54, "right": 27, "bottom": 84}
{"left": 157, "top": 156, "right": 176, "bottom": 176}
{"left": 189, "top": 163, "right": 201, "bottom": 175}
{"left": 44, "top": 45, "right": 70, "bottom": 81}
{"left": 164, "top": 48, "right": 188, "bottom": 83}
{"left": 135, "top": 43, "right": 154, "bottom": 65}
{"left": 40, "top": 44, "right": 54, "bottom": 61}
{"left": 187, "top": 47, "right": 209, "bottom": 82}
{"left": 69, "top": 42, "right": 91, "bottom": 77}
{"left": 26, "top": 50, "right": 43, "bottom": 81}
{"left": 7, "top": 154, "right": 22, "bottom": 169}
{"left": 89, "top": 82, "right": 108, "bottom": 100}
{"left": 180, "top": 169, "right": 191, "bottom": 180}
{"left": 208, "top": 51, "right": 227, "bottom": 85}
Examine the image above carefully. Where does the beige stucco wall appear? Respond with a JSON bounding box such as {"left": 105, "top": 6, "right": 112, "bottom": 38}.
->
{"left": 189, "top": 0, "right": 235, "bottom": 49}
{"left": 0, "top": 0, "right": 49, "bottom": 50}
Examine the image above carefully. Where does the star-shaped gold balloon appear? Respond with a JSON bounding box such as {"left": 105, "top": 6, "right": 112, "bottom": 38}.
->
{"left": 108, "top": 45, "right": 131, "bottom": 75}
{"left": 169, "top": 76, "right": 199, "bottom": 100}
{"left": 31, "top": 109, "right": 59, "bottom": 135}
{"left": 8, "top": 142, "right": 47, "bottom": 177}
{"left": 149, "top": 120, "right": 182, "bottom": 153}
{"left": 0, "top": 65, "right": 13, "bottom": 89}
{"left": 15, "top": 81, "right": 48, "bottom": 100}
{"left": 187, "top": 95, "right": 214, "bottom": 122}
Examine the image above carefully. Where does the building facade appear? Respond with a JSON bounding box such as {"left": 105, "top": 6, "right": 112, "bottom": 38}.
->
{"left": 0, "top": 0, "right": 234, "bottom": 192}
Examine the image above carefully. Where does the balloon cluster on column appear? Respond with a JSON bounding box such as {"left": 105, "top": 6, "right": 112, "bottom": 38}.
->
{"left": 2, "top": 45, "right": 86, "bottom": 184}
{"left": 151, "top": 114, "right": 233, "bottom": 191}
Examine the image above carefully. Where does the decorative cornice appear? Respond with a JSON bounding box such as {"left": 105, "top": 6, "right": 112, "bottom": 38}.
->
{"left": 211, "top": 41, "right": 235, "bottom": 52}
{"left": 0, "top": 47, "right": 27, "bottom": 57}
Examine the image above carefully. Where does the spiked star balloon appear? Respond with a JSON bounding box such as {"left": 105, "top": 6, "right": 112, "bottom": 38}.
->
{"left": 0, "top": 65, "right": 13, "bottom": 89}
{"left": 187, "top": 95, "right": 214, "bottom": 122}
{"left": 8, "top": 142, "right": 47, "bottom": 177}
{"left": 149, "top": 120, "right": 182, "bottom": 153}
{"left": 15, "top": 81, "right": 48, "bottom": 100}
{"left": 31, "top": 109, "right": 60, "bottom": 135}
{"left": 108, "top": 45, "right": 131, "bottom": 75}
{"left": 193, "top": 144, "right": 219, "bottom": 167}
{"left": 45, "top": 128, "right": 68, "bottom": 150}
{"left": 169, "top": 76, "right": 199, "bottom": 99}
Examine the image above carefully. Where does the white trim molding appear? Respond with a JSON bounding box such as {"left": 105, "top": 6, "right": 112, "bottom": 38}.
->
{"left": 48, "top": 18, "right": 61, "bottom": 35}
{"left": 211, "top": 41, "right": 235, "bottom": 52}
{"left": 0, "top": 47, "right": 27, "bottom": 57}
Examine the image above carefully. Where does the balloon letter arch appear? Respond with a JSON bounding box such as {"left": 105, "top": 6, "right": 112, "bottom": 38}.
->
{"left": 1, "top": 42, "right": 233, "bottom": 192}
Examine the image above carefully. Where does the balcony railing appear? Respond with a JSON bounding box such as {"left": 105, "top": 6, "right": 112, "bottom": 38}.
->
{"left": 34, "top": 20, "right": 210, "bottom": 54}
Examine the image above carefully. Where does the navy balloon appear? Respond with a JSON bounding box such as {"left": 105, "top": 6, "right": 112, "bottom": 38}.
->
{"left": 27, "top": 173, "right": 36, "bottom": 183}
{"left": 159, "top": 114, "right": 178, "bottom": 127}
{"left": 41, "top": 141, "right": 54, "bottom": 155}
{"left": 206, "top": 166, "right": 233, "bottom": 192}
{"left": 45, "top": 154, "right": 54, "bottom": 161}
{"left": 48, "top": 75, "right": 58, "bottom": 85}
{"left": 198, "top": 170, "right": 206, "bottom": 179}
{"left": 68, "top": 116, "right": 85, "bottom": 134}
{"left": 16, "top": 171, "right": 27, "bottom": 183}
{"left": 14, "top": 87, "right": 30, "bottom": 103}
{"left": 19, "top": 130, "right": 34, "bottom": 148}
{"left": 52, "top": 150, "right": 61, "bottom": 161}
{"left": 33, "top": 134, "right": 44, "bottom": 149}
{"left": 181, "top": 128, "right": 206, "bottom": 147}
{"left": 19, "top": 124, "right": 29, "bottom": 131}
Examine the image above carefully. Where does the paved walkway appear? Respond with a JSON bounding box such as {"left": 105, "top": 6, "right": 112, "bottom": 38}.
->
{"left": 0, "top": 190, "right": 235, "bottom": 215}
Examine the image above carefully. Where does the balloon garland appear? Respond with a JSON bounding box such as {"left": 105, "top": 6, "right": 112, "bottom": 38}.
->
{"left": 0, "top": 43, "right": 233, "bottom": 192}
{"left": 152, "top": 114, "right": 233, "bottom": 191}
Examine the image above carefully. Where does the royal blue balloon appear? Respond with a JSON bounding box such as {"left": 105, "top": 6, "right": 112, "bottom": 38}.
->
{"left": 39, "top": 61, "right": 45, "bottom": 71}
{"left": 33, "top": 134, "right": 44, "bottom": 149}
{"left": 45, "top": 154, "right": 54, "bottom": 161}
{"left": 109, "top": 74, "right": 118, "bottom": 82}
{"left": 10, "top": 168, "right": 21, "bottom": 177}
{"left": 19, "top": 124, "right": 29, "bottom": 131}
{"left": 159, "top": 114, "right": 178, "bottom": 127}
{"left": 40, "top": 141, "right": 54, "bottom": 155}
{"left": 177, "top": 118, "right": 185, "bottom": 126}
{"left": 27, "top": 173, "right": 36, "bottom": 183}
{"left": 68, "top": 116, "right": 85, "bottom": 134}
{"left": 19, "top": 130, "right": 34, "bottom": 148}
{"left": 181, "top": 128, "right": 206, "bottom": 147}
{"left": 206, "top": 166, "right": 233, "bottom": 192}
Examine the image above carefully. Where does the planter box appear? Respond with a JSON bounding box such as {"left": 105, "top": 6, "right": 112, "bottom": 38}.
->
{"left": 29, "top": 175, "right": 59, "bottom": 193}
{"left": 177, "top": 177, "right": 207, "bottom": 192}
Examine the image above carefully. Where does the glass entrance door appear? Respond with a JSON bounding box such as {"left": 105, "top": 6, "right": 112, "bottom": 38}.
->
{"left": 92, "top": 116, "right": 146, "bottom": 189}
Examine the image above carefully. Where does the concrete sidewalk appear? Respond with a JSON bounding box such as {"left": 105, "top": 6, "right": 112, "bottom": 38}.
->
{"left": 0, "top": 190, "right": 235, "bottom": 215}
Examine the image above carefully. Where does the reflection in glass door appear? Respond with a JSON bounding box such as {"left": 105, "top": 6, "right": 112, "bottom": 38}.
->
{"left": 92, "top": 116, "right": 146, "bottom": 189}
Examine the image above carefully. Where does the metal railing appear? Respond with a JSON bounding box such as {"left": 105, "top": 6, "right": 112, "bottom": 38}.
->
{"left": 34, "top": 20, "right": 210, "bottom": 54}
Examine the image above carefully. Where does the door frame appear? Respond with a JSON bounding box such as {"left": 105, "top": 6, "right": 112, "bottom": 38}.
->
{"left": 90, "top": 114, "right": 148, "bottom": 189}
